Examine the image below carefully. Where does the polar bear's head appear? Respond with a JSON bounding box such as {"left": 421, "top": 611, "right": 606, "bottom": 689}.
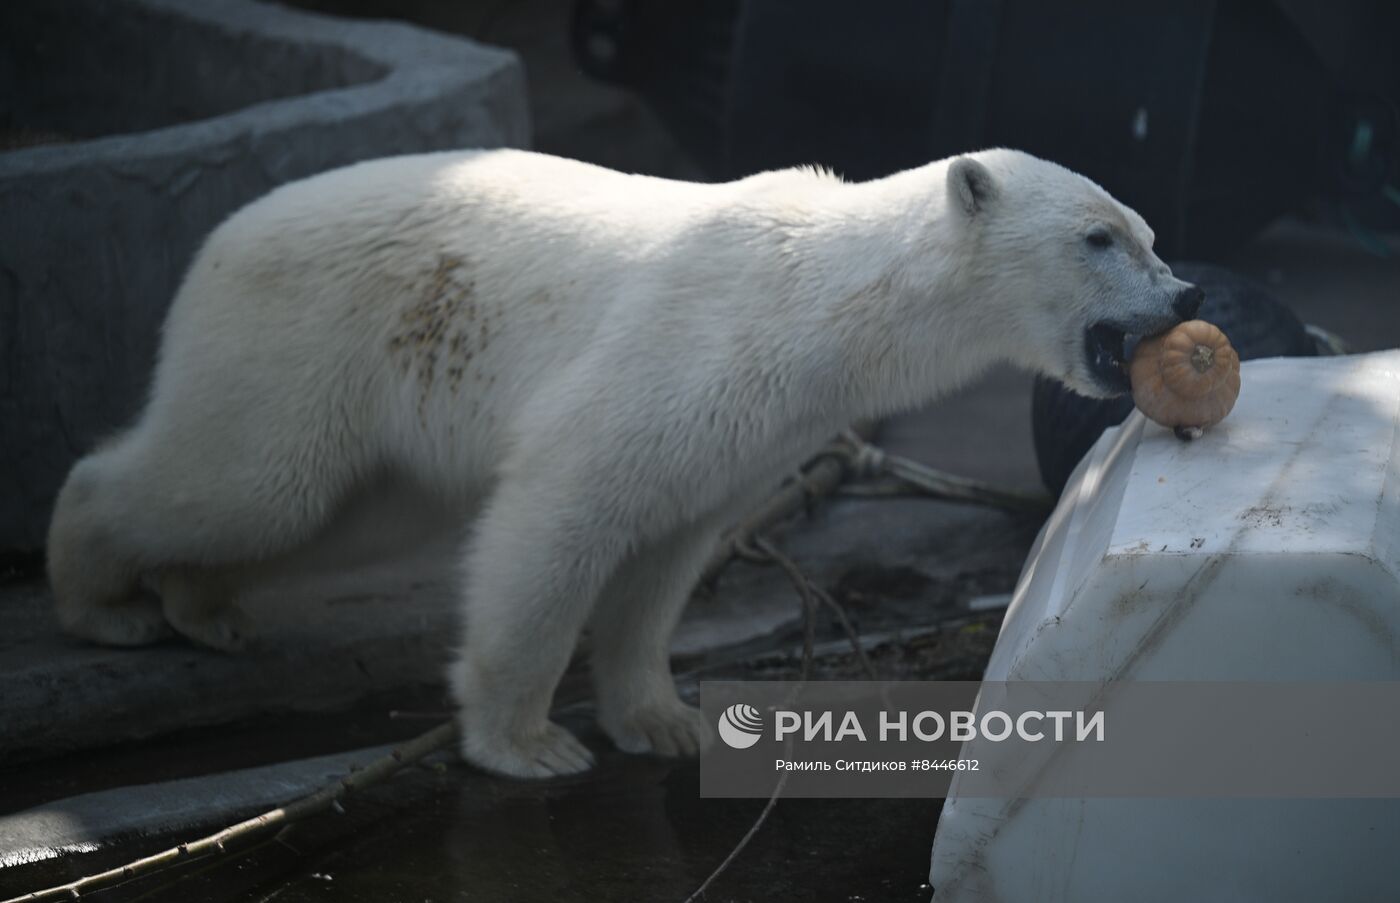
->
{"left": 938, "top": 149, "right": 1202, "bottom": 399}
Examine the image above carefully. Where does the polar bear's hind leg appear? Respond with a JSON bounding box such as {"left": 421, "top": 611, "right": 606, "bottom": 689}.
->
{"left": 156, "top": 566, "right": 253, "bottom": 652}
{"left": 47, "top": 408, "right": 357, "bottom": 649}
{"left": 48, "top": 435, "right": 170, "bottom": 646}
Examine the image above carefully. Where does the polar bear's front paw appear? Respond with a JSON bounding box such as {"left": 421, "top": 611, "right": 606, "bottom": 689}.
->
{"left": 600, "top": 700, "right": 714, "bottom": 758}
{"left": 459, "top": 720, "right": 596, "bottom": 779}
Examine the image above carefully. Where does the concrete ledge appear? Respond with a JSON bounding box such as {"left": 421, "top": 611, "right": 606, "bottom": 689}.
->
{"left": 0, "top": 0, "right": 529, "bottom": 548}
{"left": 0, "top": 743, "right": 408, "bottom": 868}
{"left": 0, "top": 495, "right": 1036, "bottom": 764}
{"left": 0, "top": 541, "right": 461, "bottom": 765}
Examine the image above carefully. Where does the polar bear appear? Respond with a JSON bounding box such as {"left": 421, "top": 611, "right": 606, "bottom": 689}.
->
{"left": 46, "top": 148, "right": 1202, "bottom": 778}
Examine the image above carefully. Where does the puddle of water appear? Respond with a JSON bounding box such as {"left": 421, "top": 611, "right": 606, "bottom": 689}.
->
{"left": 247, "top": 756, "right": 938, "bottom": 903}
{"left": 10, "top": 731, "right": 942, "bottom": 903}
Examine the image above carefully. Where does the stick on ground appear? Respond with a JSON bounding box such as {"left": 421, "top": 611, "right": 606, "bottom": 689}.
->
{"left": 3, "top": 723, "right": 458, "bottom": 903}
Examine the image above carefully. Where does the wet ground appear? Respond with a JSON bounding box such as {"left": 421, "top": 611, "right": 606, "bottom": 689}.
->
{"left": 2, "top": 608, "right": 1005, "bottom": 903}
{"left": 10, "top": 759, "right": 940, "bottom": 903}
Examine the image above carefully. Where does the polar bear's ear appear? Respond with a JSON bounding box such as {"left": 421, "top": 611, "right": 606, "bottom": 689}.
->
{"left": 947, "top": 157, "right": 997, "bottom": 217}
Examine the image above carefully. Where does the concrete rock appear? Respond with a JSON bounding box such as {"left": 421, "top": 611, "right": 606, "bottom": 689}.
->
{"left": 0, "top": 493, "right": 1035, "bottom": 764}
{"left": 0, "top": 0, "right": 529, "bottom": 548}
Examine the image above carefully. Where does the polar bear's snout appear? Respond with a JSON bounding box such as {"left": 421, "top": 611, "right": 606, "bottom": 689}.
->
{"left": 1127, "top": 277, "right": 1206, "bottom": 337}
{"left": 1173, "top": 283, "right": 1205, "bottom": 321}
{"left": 1081, "top": 278, "right": 1205, "bottom": 397}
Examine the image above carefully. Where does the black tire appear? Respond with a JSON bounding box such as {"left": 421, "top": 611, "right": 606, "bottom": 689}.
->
{"left": 1032, "top": 263, "right": 1320, "bottom": 495}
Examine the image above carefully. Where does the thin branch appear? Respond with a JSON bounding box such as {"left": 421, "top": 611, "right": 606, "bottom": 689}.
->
{"left": 840, "top": 430, "right": 1053, "bottom": 514}
{"left": 681, "top": 534, "right": 821, "bottom": 903}
{"left": 388, "top": 709, "right": 454, "bottom": 720}
{"left": 760, "top": 538, "right": 818, "bottom": 682}
{"left": 683, "top": 529, "right": 882, "bottom": 901}
{"left": 701, "top": 429, "right": 1049, "bottom": 591}
{"left": 699, "top": 447, "right": 852, "bottom": 589}
{"left": 4, "top": 723, "right": 458, "bottom": 903}
{"left": 680, "top": 768, "right": 790, "bottom": 903}
{"left": 748, "top": 536, "right": 877, "bottom": 680}
{"left": 809, "top": 582, "right": 878, "bottom": 680}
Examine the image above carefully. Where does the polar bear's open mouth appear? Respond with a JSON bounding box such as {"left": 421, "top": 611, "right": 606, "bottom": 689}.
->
{"left": 1085, "top": 322, "right": 1133, "bottom": 394}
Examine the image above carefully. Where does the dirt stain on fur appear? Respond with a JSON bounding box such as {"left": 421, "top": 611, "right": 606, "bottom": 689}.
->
{"left": 389, "top": 255, "right": 490, "bottom": 421}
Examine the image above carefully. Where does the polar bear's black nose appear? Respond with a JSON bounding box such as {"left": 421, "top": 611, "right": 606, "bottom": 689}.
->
{"left": 1173, "top": 285, "right": 1205, "bottom": 321}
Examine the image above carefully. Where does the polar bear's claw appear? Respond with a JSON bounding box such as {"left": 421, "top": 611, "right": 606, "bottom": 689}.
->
{"left": 602, "top": 700, "right": 713, "bottom": 758}
{"left": 460, "top": 721, "right": 595, "bottom": 779}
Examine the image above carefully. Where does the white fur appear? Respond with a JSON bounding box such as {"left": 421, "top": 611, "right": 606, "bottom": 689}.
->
{"left": 47, "top": 148, "right": 1192, "bottom": 777}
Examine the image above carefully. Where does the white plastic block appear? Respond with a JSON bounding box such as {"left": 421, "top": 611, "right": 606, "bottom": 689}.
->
{"left": 930, "top": 351, "right": 1400, "bottom": 902}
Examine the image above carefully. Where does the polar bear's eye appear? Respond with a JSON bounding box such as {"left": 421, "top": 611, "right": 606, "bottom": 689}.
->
{"left": 1086, "top": 230, "right": 1113, "bottom": 249}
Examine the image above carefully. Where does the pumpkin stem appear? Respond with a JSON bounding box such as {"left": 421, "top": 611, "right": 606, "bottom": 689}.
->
{"left": 1190, "top": 344, "right": 1215, "bottom": 373}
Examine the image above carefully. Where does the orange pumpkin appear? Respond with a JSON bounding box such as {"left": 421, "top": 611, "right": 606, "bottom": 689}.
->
{"left": 1129, "top": 320, "right": 1240, "bottom": 436}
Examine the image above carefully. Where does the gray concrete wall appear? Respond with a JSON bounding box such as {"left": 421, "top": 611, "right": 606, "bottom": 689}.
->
{"left": 0, "top": 0, "right": 529, "bottom": 549}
